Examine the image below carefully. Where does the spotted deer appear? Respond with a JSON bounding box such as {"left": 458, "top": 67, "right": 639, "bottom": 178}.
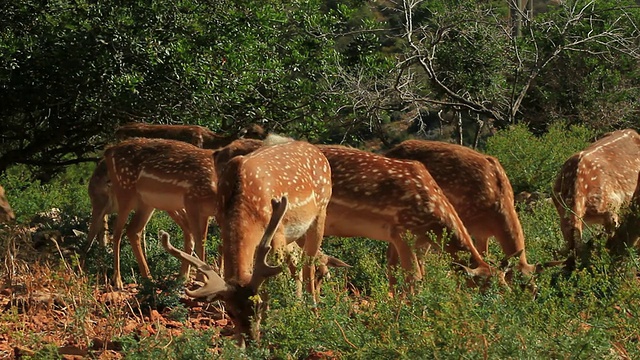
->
{"left": 553, "top": 129, "right": 640, "bottom": 255}
{"left": 0, "top": 185, "right": 15, "bottom": 223}
{"left": 385, "top": 140, "right": 536, "bottom": 275}
{"left": 212, "top": 137, "right": 349, "bottom": 287}
{"left": 115, "top": 122, "right": 267, "bottom": 149}
{"left": 213, "top": 136, "right": 332, "bottom": 303}
{"left": 90, "top": 124, "right": 263, "bottom": 251}
{"left": 103, "top": 138, "right": 219, "bottom": 289}
{"left": 318, "top": 145, "right": 497, "bottom": 284}
{"left": 162, "top": 197, "right": 286, "bottom": 346}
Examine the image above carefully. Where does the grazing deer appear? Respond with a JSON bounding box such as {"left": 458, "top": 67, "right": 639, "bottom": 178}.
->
{"left": 553, "top": 129, "right": 640, "bottom": 255}
{"left": 103, "top": 138, "right": 220, "bottom": 289}
{"left": 385, "top": 140, "right": 536, "bottom": 275}
{"left": 214, "top": 136, "right": 332, "bottom": 304}
{"left": 0, "top": 185, "right": 15, "bottom": 223}
{"left": 318, "top": 145, "right": 497, "bottom": 284}
{"left": 162, "top": 197, "right": 287, "bottom": 346}
{"left": 90, "top": 124, "right": 263, "bottom": 250}
{"left": 115, "top": 122, "right": 267, "bottom": 149}
{"left": 211, "top": 137, "right": 349, "bottom": 288}
{"left": 607, "top": 172, "right": 640, "bottom": 256}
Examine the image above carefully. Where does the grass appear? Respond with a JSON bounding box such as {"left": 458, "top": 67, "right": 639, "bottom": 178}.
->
{"left": 2, "top": 127, "right": 640, "bottom": 358}
{"left": 2, "top": 199, "right": 640, "bottom": 359}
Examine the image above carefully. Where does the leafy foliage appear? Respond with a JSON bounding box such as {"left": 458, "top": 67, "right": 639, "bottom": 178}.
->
{"left": 485, "top": 122, "right": 595, "bottom": 193}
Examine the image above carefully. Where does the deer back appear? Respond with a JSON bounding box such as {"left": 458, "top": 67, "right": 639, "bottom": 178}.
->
{"left": 115, "top": 122, "right": 210, "bottom": 147}
{"left": 318, "top": 144, "right": 473, "bottom": 252}
{"left": 104, "top": 138, "right": 217, "bottom": 210}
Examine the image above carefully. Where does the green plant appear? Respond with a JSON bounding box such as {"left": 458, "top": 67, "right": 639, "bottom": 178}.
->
{"left": 485, "top": 122, "right": 595, "bottom": 193}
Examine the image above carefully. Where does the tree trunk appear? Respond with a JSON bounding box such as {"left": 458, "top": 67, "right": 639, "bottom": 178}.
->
{"left": 473, "top": 113, "right": 484, "bottom": 150}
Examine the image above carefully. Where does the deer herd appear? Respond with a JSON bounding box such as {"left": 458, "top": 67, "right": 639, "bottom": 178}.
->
{"left": 2, "top": 122, "right": 640, "bottom": 345}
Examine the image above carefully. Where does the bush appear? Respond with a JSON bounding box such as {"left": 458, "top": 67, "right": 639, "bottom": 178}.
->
{"left": 485, "top": 123, "right": 595, "bottom": 193}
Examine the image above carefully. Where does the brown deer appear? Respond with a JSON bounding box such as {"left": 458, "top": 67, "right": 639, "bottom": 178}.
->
{"left": 214, "top": 136, "right": 332, "bottom": 303}
{"left": 0, "top": 185, "right": 15, "bottom": 223}
{"left": 385, "top": 140, "right": 537, "bottom": 275}
{"left": 115, "top": 122, "right": 267, "bottom": 149}
{"left": 103, "top": 138, "right": 220, "bottom": 289}
{"left": 161, "top": 197, "right": 286, "bottom": 346}
{"left": 90, "top": 124, "right": 264, "bottom": 250}
{"left": 553, "top": 129, "right": 640, "bottom": 255}
{"left": 318, "top": 145, "right": 497, "bottom": 284}
{"left": 212, "top": 137, "right": 349, "bottom": 288}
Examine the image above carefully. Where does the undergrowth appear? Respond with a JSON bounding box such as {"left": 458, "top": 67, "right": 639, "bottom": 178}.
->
{"left": 1, "top": 126, "right": 640, "bottom": 358}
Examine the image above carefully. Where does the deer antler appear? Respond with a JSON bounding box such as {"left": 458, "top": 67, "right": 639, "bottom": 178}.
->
{"left": 160, "top": 230, "right": 232, "bottom": 299}
{"left": 249, "top": 197, "right": 287, "bottom": 290}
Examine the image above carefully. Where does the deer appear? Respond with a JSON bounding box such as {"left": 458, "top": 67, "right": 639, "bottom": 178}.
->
{"left": 0, "top": 185, "right": 15, "bottom": 224}
{"left": 162, "top": 137, "right": 333, "bottom": 344}
{"left": 102, "top": 138, "right": 220, "bottom": 289}
{"left": 213, "top": 136, "right": 332, "bottom": 304}
{"left": 384, "top": 140, "right": 538, "bottom": 275}
{"left": 115, "top": 122, "right": 267, "bottom": 149}
{"left": 317, "top": 145, "right": 499, "bottom": 286}
{"left": 90, "top": 123, "right": 264, "bottom": 250}
{"left": 553, "top": 129, "right": 640, "bottom": 258}
{"left": 161, "top": 197, "right": 287, "bottom": 346}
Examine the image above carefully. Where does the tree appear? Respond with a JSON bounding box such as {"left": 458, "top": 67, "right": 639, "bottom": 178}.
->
{"left": 0, "top": 0, "right": 349, "bottom": 179}
{"left": 331, "top": 0, "right": 640, "bottom": 146}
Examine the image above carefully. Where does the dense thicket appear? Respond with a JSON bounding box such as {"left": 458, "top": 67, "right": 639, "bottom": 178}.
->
{"left": 1, "top": 0, "right": 639, "bottom": 179}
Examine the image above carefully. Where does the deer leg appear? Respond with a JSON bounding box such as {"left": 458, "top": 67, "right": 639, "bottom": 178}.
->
{"left": 124, "top": 206, "right": 155, "bottom": 281}
{"left": 167, "top": 210, "right": 194, "bottom": 279}
{"left": 101, "top": 214, "right": 110, "bottom": 247}
{"left": 302, "top": 213, "right": 326, "bottom": 305}
{"left": 111, "top": 205, "right": 134, "bottom": 290}
{"left": 289, "top": 240, "right": 304, "bottom": 298}
{"left": 388, "top": 235, "right": 421, "bottom": 292}
{"left": 386, "top": 244, "right": 399, "bottom": 288}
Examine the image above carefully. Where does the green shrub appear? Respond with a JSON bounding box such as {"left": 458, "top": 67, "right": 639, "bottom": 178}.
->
{"left": 0, "top": 163, "right": 92, "bottom": 226}
{"left": 485, "top": 122, "right": 595, "bottom": 193}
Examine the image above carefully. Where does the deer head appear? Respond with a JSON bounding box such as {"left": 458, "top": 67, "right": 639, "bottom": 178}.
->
{"left": 606, "top": 171, "right": 640, "bottom": 257}
{"left": 161, "top": 197, "right": 287, "bottom": 345}
{"left": 0, "top": 185, "right": 15, "bottom": 223}
{"left": 86, "top": 159, "right": 115, "bottom": 249}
